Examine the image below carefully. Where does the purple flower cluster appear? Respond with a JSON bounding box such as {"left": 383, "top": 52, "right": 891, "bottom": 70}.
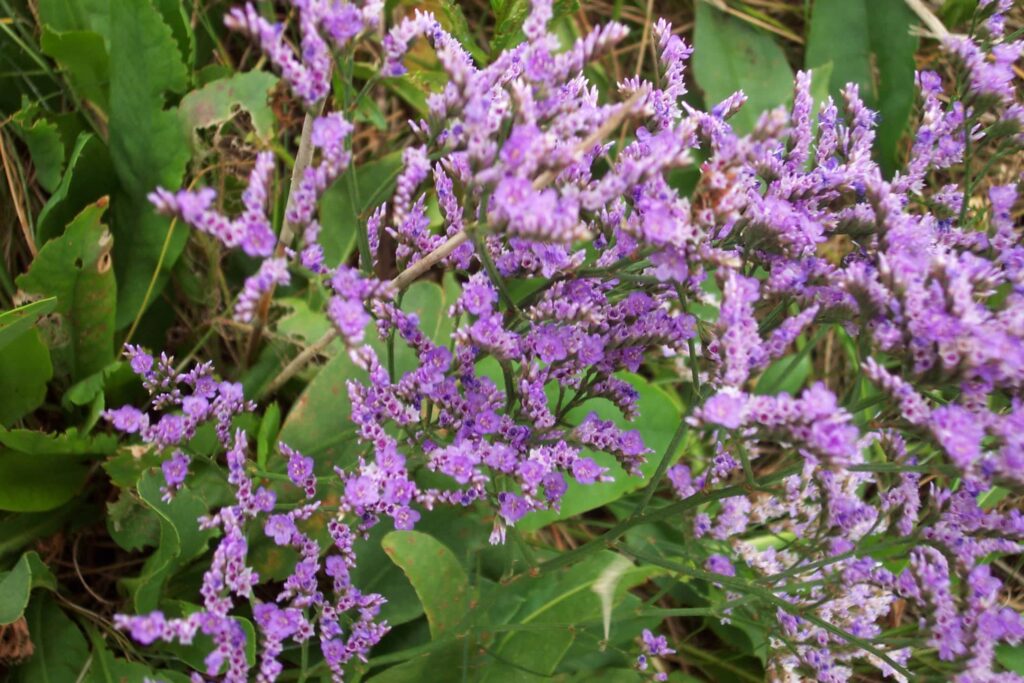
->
{"left": 225, "top": 0, "right": 382, "bottom": 106}
{"left": 109, "top": 0, "right": 1024, "bottom": 679}
{"left": 150, "top": 151, "right": 276, "bottom": 258}
{"left": 107, "top": 347, "right": 389, "bottom": 681}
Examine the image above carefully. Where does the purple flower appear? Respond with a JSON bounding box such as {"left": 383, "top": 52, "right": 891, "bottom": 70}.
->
{"left": 104, "top": 405, "right": 149, "bottom": 434}
{"left": 345, "top": 475, "right": 380, "bottom": 508}
{"left": 264, "top": 514, "right": 297, "bottom": 545}
{"left": 498, "top": 492, "right": 528, "bottom": 524}
{"left": 705, "top": 554, "right": 735, "bottom": 576}
{"left": 161, "top": 451, "right": 190, "bottom": 501}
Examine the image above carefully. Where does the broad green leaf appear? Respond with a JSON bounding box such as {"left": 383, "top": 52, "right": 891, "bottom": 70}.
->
{"left": 0, "top": 552, "right": 56, "bottom": 624}
{"left": 753, "top": 353, "right": 812, "bottom": 396}
{"left": 366, "top": 644, "right": 464, "bottom": 683}
{"left": 486, "top": 552, "right": 655, "bottom": 680}
{"left": 692, "top": 3, "right": 794, "bottom": 134}
{"left": 0, "top": 428, "right": 116, "bottom": 511}
{"left": 0, "top": 329, "right": 53, "bottom": 427}
{"left": 320, "top": 151, "right": 404, "bottom": 267}
{"left": 0, "top": 426, "right": 116, "bottom": 454}
{"left": 40, "top": 28, "right": 110, "bottom": 112}
{"left": 153, "top": 0, "right": 194, "bottom": 70}
{"left": 17, "top": 199, "right": 117, "bottom": 380}
{"left": 382, "top": 530, "right": 469, "bottom": 638}
{"left": 36, "top": 133, "right": 116, "bottom": 244}
{"left": 277, "top": 297, "right": 338, "bottom": 346}
{"left": 352, "top": 524, "right": 424, "bottom": 626}
{"left": 36, "top": 0, "right": 110, "bottom": 37}
{"left": 11, "top": 106, "right": 65, "bottom": 193}
{"left": 997, "top": 644, "right": 1024, "bottom": 675}
{"left": 0, "top": 298, "right": 57, "bottom": 352}
{"left": 8, "top": 594, "right": 89, "bottom": 683}
{"left": 108, "top": 0, "right": 190, "bottom": 328}
{"left": 178, "top": 71, "right": 279, "bottom": 147}
{"left": 63, "top": 360, "right": 126, "bottom": 408}
{"left": 280, "top": 281, "right": 448, "bottom": 461}
{"left": 519, "top": 373, "right": 683, "bottom": 532}
{"left": 128, "top": 470, "right": 217, "bottom": 612}
{"left": 805, "top": 0, "right": 919, "bottom": 175}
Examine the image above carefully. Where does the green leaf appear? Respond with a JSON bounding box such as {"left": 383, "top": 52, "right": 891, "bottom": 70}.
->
{"left": 440, "top": 0, "right": 487, "bottom": 65}
{"left": 0, "top": 552, "right": 56, "bottom": 625}
{"left": 36, "top": 133, "right": 116, "bottom": 244}
{"left": 128, "top": 470, "right": 216, "bottom": 612}
{"left": 805, "top": 0, "right": 919, "bottom": 175}
{"left": 107, "top": 489, "right": 161, "bottom": 551}
{"left": 0, "top": 428, "right": 116, "bottom": 511}
{"left": 382, "top": 530, "right": 469, "bottom": 639}
{"left": 40, "top": 28, "right": 110, "bottom": 112}
{"left": 485, "top": 552, "right": 654, "bottom": 679}
{"left": 319, "top": 151, "right": 404, "bottom": 267}
{"left": 153, "top": 0, "right": 194, "bottom": 71}
{"left": 0, "top": 298, "right": 57, "bottom": 352}
{"left": 753, "top": 353, "right": 812, "bottom": 396}
{"left": 351, "top": 524, "right": 424, "bottom": 627}
{"left": 63, "top": 360, "right": 126, "bottom": 408}
{"left": 997, "top": 644, "right": 1024, "bottom": 675}
{"left": 692, "top": 3, "right": 794, "bottom": 134}
{"left": 0, "top": 328, "right": 53, "bottom": 427}
{"left": 8, "top": 594, "right": 89, "bottom": 683}
{"left": 256, "top": 401, "right": 281, "bottom": 470}
{"left": 491, "top": 0, "right": 530, "bottom": 56}
{"left": 11, "top": 106, "right": 65, "bottom": 193}
{"left": 36, "top": 0, "right": 110, "bottom": 37}
{"left": 518, "top": 374, "right": 683, "bottom": 532}
{"left": 108, "top": 0, "right": 191, "bottom": 328}
{"left": 178, "top": 71, "right": 279, "bottom": 147}
{"left": 17, "top": 199, "right": 117, "bottom": 381}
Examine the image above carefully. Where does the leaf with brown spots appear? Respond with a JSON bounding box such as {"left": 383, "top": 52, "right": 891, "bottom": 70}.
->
{"left": 17, "top": 198, "right": 117, "bottom": 381}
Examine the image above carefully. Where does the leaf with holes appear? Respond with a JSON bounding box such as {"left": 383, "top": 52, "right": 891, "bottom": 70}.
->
{"left": 178, "top": 70, "right": 279, "bottom": 148}
{"left": 17, "top": 199, "right": 116, "bottom": 381}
